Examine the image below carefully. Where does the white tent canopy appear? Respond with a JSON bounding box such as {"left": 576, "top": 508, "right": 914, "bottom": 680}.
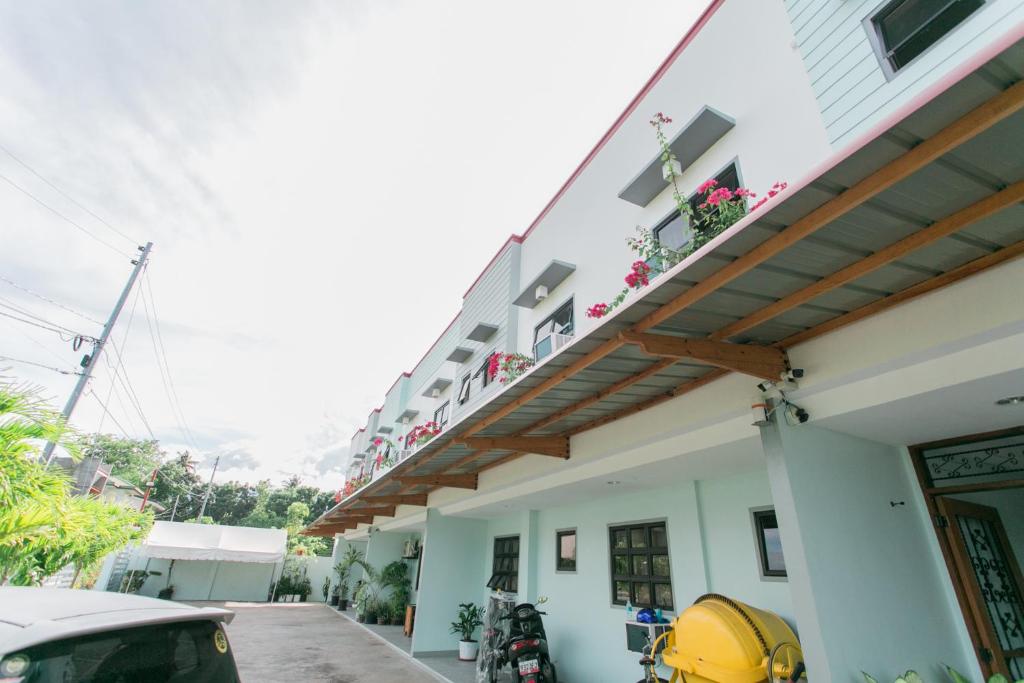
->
{"left": 141, "top": 521, "right": 286, "bottom": 563}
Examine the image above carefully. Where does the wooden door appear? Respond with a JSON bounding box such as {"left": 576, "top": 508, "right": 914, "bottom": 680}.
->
{"left": 938, "top": 497, "right": 1024, "bottom": 679}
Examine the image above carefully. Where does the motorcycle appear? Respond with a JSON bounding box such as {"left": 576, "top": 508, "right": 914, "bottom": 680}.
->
{"left": 497, "top": 601, "right": 557, "bottom": 683}
{"left": 478, "top": 595, "right": 557, "bottom": 683}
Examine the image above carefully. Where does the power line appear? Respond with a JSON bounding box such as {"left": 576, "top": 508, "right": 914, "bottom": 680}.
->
{"left": 143, "top": 271, "right": 200, "bottom": 451}
{"left": 0, "top": 171, "right": 133, "bottom": 259}
{"left": 0, "top": 274, "right": 104, "bottom": 326}
{"left": 0, "top": 354, "right": 83, "bottom": 376}
{"left": 87, "top": 388, "right": 133, "bottom": 439}
{"left": 0, "top": 297, "right": 95, "bottom": 340}
{"left": 140, "top": 275, "right": 196, "bottom": 453}
{"left": 0, "top": 308, "right": 95, "bottom": 341}
{"left": 0, "top": 142, "right": 140, "bottom": 247}
{"left": 96, "top": 285, "right": 156, "bottom": 441}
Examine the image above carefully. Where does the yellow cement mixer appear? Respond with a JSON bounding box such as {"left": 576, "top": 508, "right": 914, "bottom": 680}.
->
{"left": 639, "top": 594, "right": 806, "bottom": 683}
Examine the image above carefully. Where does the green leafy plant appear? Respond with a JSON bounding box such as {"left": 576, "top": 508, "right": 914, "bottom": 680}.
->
{"left": 863, "top": 665, "right": 1022, "bottom": 683}
{"left": 449, "top": 602, "right": 484, "bottom": 642}
{"left": 0, "top": 380, "right": 152, "bottom": 585}
{"left": 334, "top": 545, "right": 365, "bottom": 602}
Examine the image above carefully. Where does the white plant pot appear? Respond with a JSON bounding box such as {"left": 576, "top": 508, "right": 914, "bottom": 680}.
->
{"left": 458, "top": 640, "right": 479, "bottom": 661}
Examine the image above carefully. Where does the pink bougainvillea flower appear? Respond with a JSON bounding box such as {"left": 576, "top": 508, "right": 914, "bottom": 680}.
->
{"left": 734, "top": 187, "right": 755, "bottom": 198}
{"left": 696, "top": 178, "right": 718, "bottom": 195}
{"left": 586, "top": 303, "right": 609, "bottom": 319}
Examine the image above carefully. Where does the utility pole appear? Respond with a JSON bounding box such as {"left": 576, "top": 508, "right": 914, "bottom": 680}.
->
{"left": 170, "top": 494, "right": 180, "bottom": 522}
{"left": 196, "top": 455, "right": 220, "bottom": 521}
{"left": 44, "top": 242, "right": 154, "bottom": 467}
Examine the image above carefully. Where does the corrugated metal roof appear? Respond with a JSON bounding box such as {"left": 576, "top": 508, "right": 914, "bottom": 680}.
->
{"left": 307, "top": 36, "right": 1024, "bottom": 535}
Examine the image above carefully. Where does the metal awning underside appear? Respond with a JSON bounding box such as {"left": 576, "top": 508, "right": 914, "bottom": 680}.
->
{"left": 307, "top": 37, "right": 1024, "bottom": 536}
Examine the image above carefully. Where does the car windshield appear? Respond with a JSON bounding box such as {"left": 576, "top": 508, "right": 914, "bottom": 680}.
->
{"left": 3, "top": 619, "right": 238, "bottom": 683}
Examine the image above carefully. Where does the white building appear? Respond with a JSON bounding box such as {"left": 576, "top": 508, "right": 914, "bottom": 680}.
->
{"left": 309, "top": 2, "right": 1024, "bottom": 681}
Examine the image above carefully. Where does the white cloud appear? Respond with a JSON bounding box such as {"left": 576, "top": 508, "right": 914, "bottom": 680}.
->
{"left": 0, "top": 0, "right": 702, "bottom": 488}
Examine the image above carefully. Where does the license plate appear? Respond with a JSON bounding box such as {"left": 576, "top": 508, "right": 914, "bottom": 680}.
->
{"left": 518, "top": 659, "right": 540, "bottom": 675}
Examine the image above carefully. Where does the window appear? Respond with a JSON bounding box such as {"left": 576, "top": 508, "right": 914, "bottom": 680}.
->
{"left": 457, "top": 373, "right": 471, "bottom": 405}
{"left": 433, "top": 401, "right": 449, "bottom": 428}
{"left": 489, "top": 535, "right": 520, "bottom": 592}
{"left": 870, "top": 0, "right": 984, "bottom": 74}
{"left": 556, "top": 529, "right": 577, "bottom": 572}
{"left": 654, "top": 163, "right": 741, "bottom": 251}
{"left": 15, "top": 620, "right": 237, "bottom": 683}
{"left": 610, "top": 521, "right": 673, "bottom": 610}
{"left": 752, "top": 508, "right": 786, "bottom": 579}
{"left": 473, "top": 350, "right": 493, "bottom": 389}
{"left": 533, "top": 298, "right": 574, "bottom": 361}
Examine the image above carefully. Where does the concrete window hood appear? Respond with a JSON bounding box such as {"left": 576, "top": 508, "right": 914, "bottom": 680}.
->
{"left": 618, "top": 106, "right": 735, "bottom": 207}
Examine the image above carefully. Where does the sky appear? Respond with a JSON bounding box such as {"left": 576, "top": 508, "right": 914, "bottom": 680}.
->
{"left": 0, "top": 0, "right": 704, "bottom": 491}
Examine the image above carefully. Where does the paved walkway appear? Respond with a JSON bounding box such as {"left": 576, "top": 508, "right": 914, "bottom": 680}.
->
{"left": 203, "top": 602, "right": 442, "bottom": 683}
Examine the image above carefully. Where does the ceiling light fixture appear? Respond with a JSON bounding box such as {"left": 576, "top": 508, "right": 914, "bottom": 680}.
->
{"left": 995, "top": 395, "right": 1024, "bottom": 406}
{"left": 606, "top": 480, "right": 621, "bottom": 486}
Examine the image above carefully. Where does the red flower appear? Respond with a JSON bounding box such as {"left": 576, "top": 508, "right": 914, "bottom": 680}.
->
{"left": 586, "top": 303, "right": 609, "bottom": 318}
{"left": 372, "top": 437, "right": 382, "bottom": 447}
{"left": 696, "top": 179, "right": 718, "bottom": 195}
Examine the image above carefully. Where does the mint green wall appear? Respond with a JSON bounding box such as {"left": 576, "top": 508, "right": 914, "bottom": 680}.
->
{"left": 761, "top": 420, "right": 979, "bottom": 683}
{"left": 413, "top": 509, "right": 488, "bottom": 654}
{"left": 364, "top": 530, "right": 422, "bottom": 602}
{"left": 531, "top": 480, "right": 710, "bottom": 683}
{"left": 695, "top": 469, "right": 793, "bottom": 622}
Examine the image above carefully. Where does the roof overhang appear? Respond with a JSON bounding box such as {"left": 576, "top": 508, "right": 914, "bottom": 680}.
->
{"left": 307, "top": 32, "right": 1024, "bottom": 536}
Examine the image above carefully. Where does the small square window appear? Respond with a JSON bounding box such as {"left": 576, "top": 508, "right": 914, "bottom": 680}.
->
{"left": 556, "top": 529, "right": 576, "bottom": 572}
{"left": 752, "top": 508, "right": 787, "bottom": 579}
{"left": 433, "top": 401, "right": 449, "bottom": 428}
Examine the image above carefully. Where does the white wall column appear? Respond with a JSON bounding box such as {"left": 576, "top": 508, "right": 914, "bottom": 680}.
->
{"left": 412, "top": 509, "right": 488, "bottom": 655}
{"left": 760, "top": 418, "right": 980, "bottom": 683}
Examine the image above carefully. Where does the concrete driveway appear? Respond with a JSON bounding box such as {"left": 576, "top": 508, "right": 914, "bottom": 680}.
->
{"left": 203, "top": 602, "right": 440, "bottom": 683}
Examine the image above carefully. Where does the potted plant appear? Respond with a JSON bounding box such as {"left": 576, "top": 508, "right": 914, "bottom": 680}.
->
{"left": 388, "top": 592, "right": 407, "bottom": 626}
{"left": 376, "top": 602, "right": 390, "bottom": 625}
{"left": 333, "top": 546, "right": 364, "bottom": 611}
{"left": 157, "top": 585, "right": 175, "bottom": 600}
{"left": 297, "top": 574, "right": 312, "bottom": 603}
{"left": 329, "top": 584, "right": 340, "bottom": 607}
{"left": 322, "top": 576, "right": 332, "bottom": 604}
{"left": 450, "top": 602, "right": 484, "bottom": 661}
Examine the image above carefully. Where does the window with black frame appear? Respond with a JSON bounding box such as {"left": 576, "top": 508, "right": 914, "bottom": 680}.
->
{"left": 457, "top": 374, "right": 471, "bottom": 405}
{"left": 610, "top": 521, "right": 673, "bottom": 610}
{"left": 752, "top": 508, "right": 786, "bottom": 578}
{"left": 473, "top": 351, "right": 493, "bottom": 390}
{"left": 653, "top": 163, "right": 740, "bottom": 252}
{"left": 556, "top": 529, "right": 576, "bottom": 572}
{"left": 433, "top": 401, "right": 449, "bottom": 428}
{"left": 489, "top": 535, "right": 520, "bottom": 592}
{"left": 533, "top": 298, "right": 574, "bottom": 361}
{"left": 870, "top": 0, "right": 984, "bottom": 74}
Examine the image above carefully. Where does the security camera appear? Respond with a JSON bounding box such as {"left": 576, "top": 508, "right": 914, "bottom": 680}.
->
{"left": 785, "top": 404, "right": 809, "bottom": 425}
{"left": 781, "top": 369, "right": 804, "bottom": 381}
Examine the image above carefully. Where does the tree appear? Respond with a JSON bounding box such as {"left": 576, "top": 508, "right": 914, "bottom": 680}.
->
{"left": 285, "top": 501, "right": 329, "bottom": 557}
{"left": 0, "top": 381, "right": 151, "bottom": 585}
{"left": 76, "top": 434, "right": 162, "bottom": 488}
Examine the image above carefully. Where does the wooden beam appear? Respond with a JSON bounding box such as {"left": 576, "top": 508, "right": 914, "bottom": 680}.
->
{"left": 397, "top": 474, "right": 478, "bottom": 490}
{"left": 464, "top": 338, "right": 624, "bottom": 436}
{"left": 777, "top": 239, "right": 1024, "bottom": 349}
{"left": 364, "top": 494, "right": 429, "bottom": 506}
{"left": 711, "top": 181, "right": 1024, "bottom": 341}
{"left": 347, "top": 505, "right": 396, "bottom": 517}
{"left": 633, "top": 78, "right": 1024, "bottom": 333}
{"left": 619, "top": 331, "right": 786, "bottom": 380}
{"left": 456, "top": 436, "right": 569, "bottom": 458}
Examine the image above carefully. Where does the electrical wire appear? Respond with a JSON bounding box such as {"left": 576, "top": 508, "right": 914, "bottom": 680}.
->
{"left": 96, "top": 285, "right": 155, "bottom": 440}
{"left": 142, "top": 271, "right": 199, "bottom": 451}
{"left": 0, "top": 274, "right": 104, "bottom": 325}
{"left": 0, "top": 308, "right": 96, "bottom": 341}
{"left": 0, "top": 298, "right": 96, "bottom": 341}
{"left": 0, "top": 171, "right": 133, "bottom": 259}
{"left": 86, "top": 388, "right": 134, "bottom": 440}
{"left": 0, "top": 142, "right": 140, "bottom": 247}
{"left": 0, "top": 354, "right": 83, "bottom": 376}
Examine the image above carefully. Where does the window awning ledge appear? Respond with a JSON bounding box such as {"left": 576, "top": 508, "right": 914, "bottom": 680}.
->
{"left": 618, "top": 106, "right": 734, "bottom": 207}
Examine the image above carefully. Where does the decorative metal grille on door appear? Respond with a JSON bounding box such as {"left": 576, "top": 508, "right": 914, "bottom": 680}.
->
{"left": 941, "top": 498, "right": 1024, "bottom": 679}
